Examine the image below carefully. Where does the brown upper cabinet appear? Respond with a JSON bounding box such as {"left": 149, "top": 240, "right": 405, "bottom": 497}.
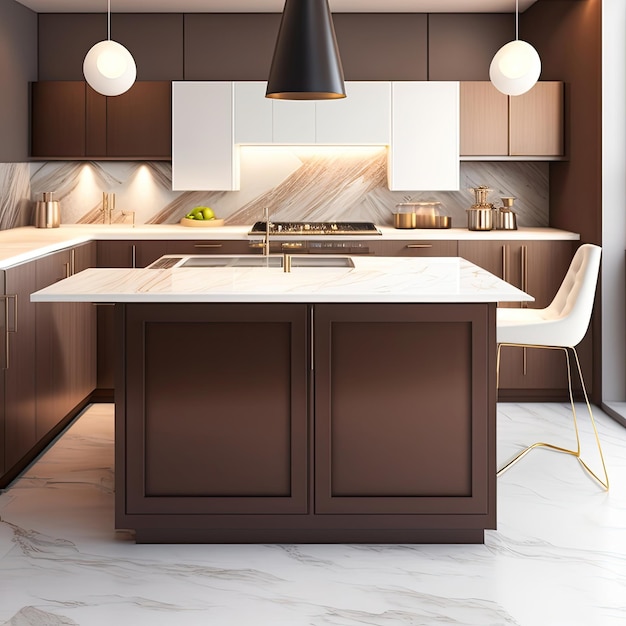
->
{"left": 31, "top": 81, "right": 171, "bottom": 159}
{"left": 460, "top": 81, "right": 564, "bottom": 158}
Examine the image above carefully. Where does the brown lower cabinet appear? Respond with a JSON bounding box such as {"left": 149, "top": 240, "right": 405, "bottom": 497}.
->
{"left": 96, "top": 237, "right": 580, "bottom": 402}
{"left": 117, "top": 301, "right": 496, "bottom": 543}
{"left": 459, "top": 239, "right": 578, "bottom": 399}
{"left": 95, "top": 239, "right": 255, "bottom": 389}
{"left": 0, "top": 243, "right": 96, "bottom": 487}
{"left": 2, "top": 262, "right": 37, "bottom": 473}
{"left": 35, "top": 244, "right": 96, "bottom": 440}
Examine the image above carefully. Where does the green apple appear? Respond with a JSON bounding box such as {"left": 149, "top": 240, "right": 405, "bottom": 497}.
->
{"left": 202, "top": 207, "right": 215, "bottom": 220}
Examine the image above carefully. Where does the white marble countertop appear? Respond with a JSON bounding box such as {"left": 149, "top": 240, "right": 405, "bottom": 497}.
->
{"left": 0, "top": 224, "right": 579, "bottom": 268}
{"left": 31, "top": 256, "right": 533, "bottom": 304}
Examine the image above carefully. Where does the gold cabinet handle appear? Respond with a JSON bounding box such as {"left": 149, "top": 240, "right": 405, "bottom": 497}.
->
{"left": 502, "top": 245, "right": 507, "bottom": 280}
{"left": 521, "top": 244, "right": 528, "bottom": 308}
{"left": 194, "top": 243, "right": 223, "bottom": 249}
{"left": 64, "top": 262, "right": 71, "bottom": 278}
{"left": 131, "top": 244, "right": 137, "bottom": 268}
{"left": 310, "top": 306, "right": 314, "bottom": 371}
{"left": 70, "top": 248, "right": 76, "bottom": 275}
{"left": 406, "top": 244, "right": 433, "bottom": 249}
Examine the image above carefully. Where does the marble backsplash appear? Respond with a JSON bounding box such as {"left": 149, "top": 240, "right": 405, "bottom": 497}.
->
{"left": 1, "top": 150, "right": 549, "bottom": 229}
{"left": 0, "top": 162, "right": 31, "bottom": 229}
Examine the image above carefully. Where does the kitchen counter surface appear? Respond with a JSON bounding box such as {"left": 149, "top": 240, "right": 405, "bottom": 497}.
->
{"left": 31, "top": 255, "right": 533, "bottom": 304}
{"left": 0, "top": 224, "right": 579, "bottom": 268}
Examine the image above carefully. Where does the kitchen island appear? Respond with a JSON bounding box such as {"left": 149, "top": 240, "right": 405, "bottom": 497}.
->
{"left": 32, "top": 255, "right": 531, "bottom": 544}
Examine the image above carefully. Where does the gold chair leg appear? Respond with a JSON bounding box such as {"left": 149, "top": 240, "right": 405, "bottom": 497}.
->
{"left": 496, "top": 343, "right": 609, "bottom": 490}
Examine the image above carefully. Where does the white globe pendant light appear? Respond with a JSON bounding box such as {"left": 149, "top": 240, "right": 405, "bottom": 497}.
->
{"left": 489, "top": 0, "right": 541, "bottom": 96}
{"left": 83, "top": 0, "right": 136, "bottom": 97}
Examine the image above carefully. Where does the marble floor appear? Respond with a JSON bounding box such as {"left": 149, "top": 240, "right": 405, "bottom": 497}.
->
{"left": 0, "top": 403, "right": 625, "bottom": 626}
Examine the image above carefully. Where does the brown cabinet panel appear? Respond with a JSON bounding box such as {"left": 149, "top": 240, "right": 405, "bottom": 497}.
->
{"left": 166, "top": 240, "right": 256, "bottom": 256}
{"left": 31, "top": 81, "right": 171, "bottom": 159}
{"left": 4, "top": 263, "right": 37, "bottom": 470}
{"left": 86, "top": 86, "right": 107, "bottom": 156}
{"left": 110, "top": 14, "right": 184, "bottom": 81}
{"left": 428, "top": 15, "right": 513, "bottom": 81}
{"left": 35, "top": 243, "right": 96, "bottom": 441}
{"left": 510, "top": 82, "right": 564, "bottom": 156}
{"left": 96, "top": 240, "right": 136, "bottom": 268}
{"left": 121, "top": 303, "right": 309, "bottom": 515}
{"left": 69, "top": 243, "right": 97, "bottom": 406}
{"left": 96, "top": 239, "right": 170, "bottom": 389}
{"left": 459, "top": 81, "right": 564, "bottom": 157}
{"left": 31, "top": 82, "right": 86, "bottom": 157}
{"left": 96, "top": 239, "right": 170, "bottom": 269}
{"left": 38, "top": 14, "right": 183, "bottom": 82}
{"left": 460, "top": 82, "right": 509, "bottom": 156}
{"left": 381, "top": 240, "right": 458, "bottom": 257}
{"left": 334, "top": 14, "right": 428, "bottom": 80}
{"left": 313, "top": 303, "right": 494, "bottom": 517}
{"left": 460, "top": 239, "right": 577, "bottom": 395}
{"left": 184, "top": 14, "right": 280, "bottom": 80}
{"left": 107, "top": 82, "right": 171, "bottom": 158}
{"left": 35, "top": 249, "right": 73, "bottom": 439}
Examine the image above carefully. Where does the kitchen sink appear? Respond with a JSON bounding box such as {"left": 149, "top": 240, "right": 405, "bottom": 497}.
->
{"left": 175, "top": 255, "right": 355, "bottom": 269}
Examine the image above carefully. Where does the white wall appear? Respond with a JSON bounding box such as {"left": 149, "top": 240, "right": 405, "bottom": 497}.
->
{"left": 601, "top": 0, "right": 626, "bottom": 417}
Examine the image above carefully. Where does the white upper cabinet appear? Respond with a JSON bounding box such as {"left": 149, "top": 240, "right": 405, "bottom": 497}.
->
{"left": 388, "top": 81, "right": 460, "bottom": 191}
{"left": 172, "top": 82, "right": 239, "bottom": 191}
{"left": 234, "top": 82, "right": 272, "bottom": 144}
{"left": 273, "top": 100, "right": 316, "bottom": 144}
{"left": 173, "top": 81, "right": 460, "bottom": 191}
{"left": 315, "top": 82, "right": 391, "bottom": 144}
{"left": 233, "top": 81, "right": 390, "bottom": 145}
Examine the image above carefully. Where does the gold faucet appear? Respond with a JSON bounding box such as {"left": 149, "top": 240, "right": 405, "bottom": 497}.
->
{"left": 263, "top": 207, "right": 271, "bottom": 256}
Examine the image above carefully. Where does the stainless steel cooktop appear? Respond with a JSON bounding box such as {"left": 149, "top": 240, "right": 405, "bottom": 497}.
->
{"left": 249, "top": 221, "right": 381, "bottom": 235}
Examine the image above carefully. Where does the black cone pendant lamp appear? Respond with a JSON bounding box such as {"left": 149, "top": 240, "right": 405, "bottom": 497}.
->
{"left": 266, "top": 0, "right": 346, "bottom": 100}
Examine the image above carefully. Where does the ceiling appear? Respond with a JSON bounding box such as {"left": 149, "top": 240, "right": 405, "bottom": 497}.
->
{"left": 15, "top": 1, "right": 539, "bottom": 13}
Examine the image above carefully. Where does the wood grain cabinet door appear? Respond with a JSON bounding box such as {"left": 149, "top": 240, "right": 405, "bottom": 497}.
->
{"left": 35, "top": 249, "right": 74, "bottom": 439}
{"left": 498, "top": 240, "right": 577, "bottom": 394}
{"left": 459, "top": 81, "right": 564, "bottom": 158}
{"left": 107, "top": 82, "right": 172, "bottom": 158}
{"left": 460, "top": 82, "right": 509, "bottom": 156}
{"left": 3, "top": 263, "right": 37, "bottom": 470}
{"left": 460, "top": 239, "right": 578, "bottom": 397}
{"left": 31, "top": 81, "right": 87, "bottom": 158}
{"left": 381, "top": 240, "right": 458, "bottom": 256}
{"left": 121, "top": 303, "right": 309, "bottom": 516}
{"left": 68, "top": 243, "right": 97, "bottom": 409}
{"left": 313, "top": 303, "right": 495, "bottom": 519}
{"left": 510, "top": 82, "right": 564, "bottom": 157}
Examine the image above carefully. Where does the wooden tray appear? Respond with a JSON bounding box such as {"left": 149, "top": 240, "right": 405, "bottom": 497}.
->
{"left": 179, "top": 217, "right": 225, "bottom": 228}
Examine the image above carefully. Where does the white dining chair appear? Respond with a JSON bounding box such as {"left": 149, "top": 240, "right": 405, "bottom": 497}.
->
{"left": 496, "top": 243, "right": 608, "bottom": 489}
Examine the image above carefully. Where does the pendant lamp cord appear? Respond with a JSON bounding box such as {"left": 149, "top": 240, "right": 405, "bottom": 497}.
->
{"left": 515, "top": 0, "right": 519, "bottom": 40}
{"left": 107, "top": 0, "right": 111, "bottom": 41}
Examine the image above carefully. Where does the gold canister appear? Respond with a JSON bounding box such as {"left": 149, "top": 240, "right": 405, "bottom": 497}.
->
{"left": 393, "top": 203, "right": 417, "bottom": 228}
{"left": 467, "top": 186, "right": 494, "bottom": 231}
{"left": 394, "top": 212, "right": 416, "bottom": 228}
{"left": 34, "top": 192, "right": 61, "bottom": 228}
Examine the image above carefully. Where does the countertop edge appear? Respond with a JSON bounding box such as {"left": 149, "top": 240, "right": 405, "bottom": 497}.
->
{"left": 0, "top": 225, "right": 581, "bottom": 269}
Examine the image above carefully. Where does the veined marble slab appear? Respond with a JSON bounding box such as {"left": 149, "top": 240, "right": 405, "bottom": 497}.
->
{"left": 1, "top": 402, "right": 625, "bottom": 625}
{"left": 30, "top": 256, "right": 533, "bottom": 304}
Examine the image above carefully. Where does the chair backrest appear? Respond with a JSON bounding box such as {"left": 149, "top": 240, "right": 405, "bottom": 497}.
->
{"left": 543, "top": 243, "right": 602, "bottom": 347}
